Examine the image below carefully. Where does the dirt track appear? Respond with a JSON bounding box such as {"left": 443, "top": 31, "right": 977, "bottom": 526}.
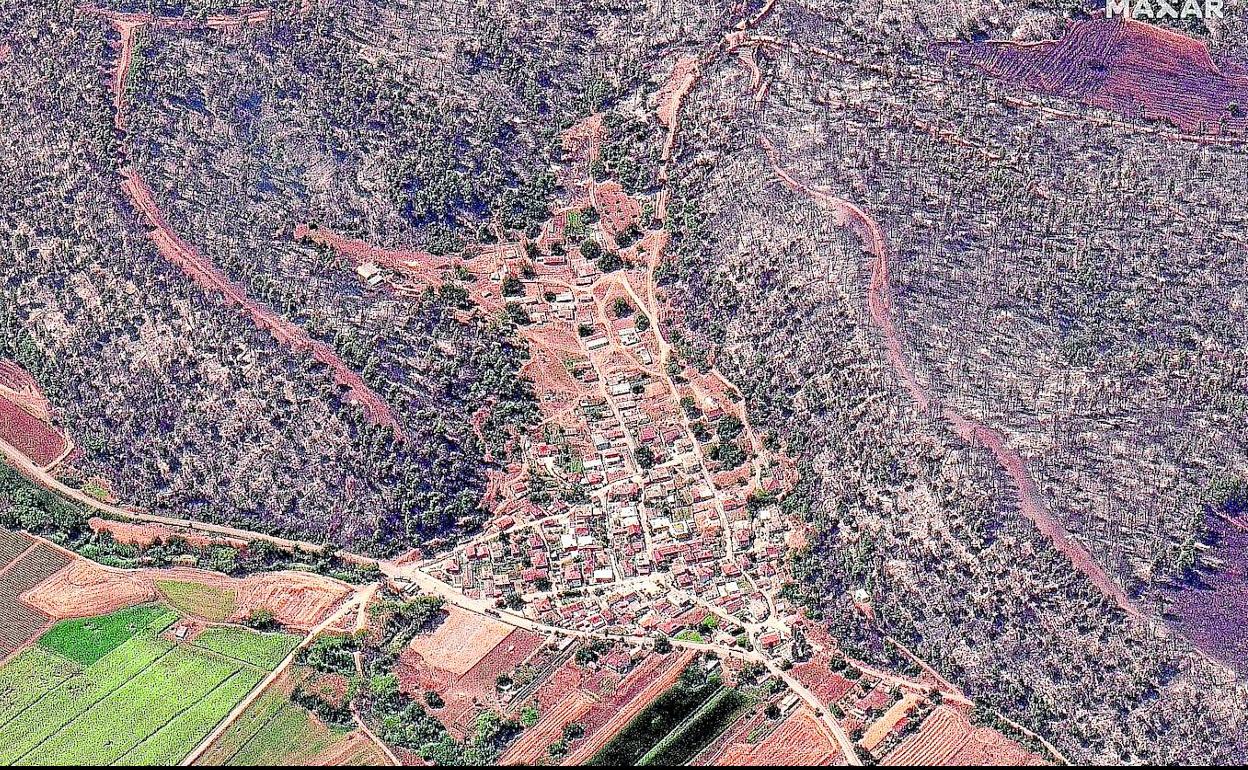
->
{"left": 761, "top": 137, "right": 1140, "bottom": 619}
{"left": 121, "top": 171, "right": 401, "bottom": 433}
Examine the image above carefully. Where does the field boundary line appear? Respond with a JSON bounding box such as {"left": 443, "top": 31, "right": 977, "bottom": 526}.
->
{"left": 181, "top": 587, "right": 368, "bottom": 766}
{"left": 114, "top": 667, "right": 251, "bottom": 766}
{"left": 218, "top": 695, "right": 290, "bottom": 766}
{"left": 9, "top": 642, "right": 178, "bottom": 764}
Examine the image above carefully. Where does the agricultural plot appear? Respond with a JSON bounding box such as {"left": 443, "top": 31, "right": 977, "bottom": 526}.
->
{"left": 0, "top": 541, "right": 72, "bottom": 656}
{"left": 638, "top": 686, "right": 750, "bottom": 766}
{"left": 194, "top": 668, "right": 384, "bottom": 766}
{"left": 0, "top": 646, "right": 79, "bottom": 725}
{"left": 157, "top": 579, "right": 238, "bottom": 621}
{"left": 586, "top": 668, "right": 723, "bottom": 766}
{"left": 191, "top": 626, "right": 299, "bottom": 669}
{"left": 0, "top": 394, "right": 67, "bottom": 467}
{"left": 882, "top": 703, "right": 1045, "bottom": 766}
{"left": 0, "top": 529, "right": 32, "bottom": 567}
{"left": 0, "top": 603, "right": 293, "bottom": 765}
{"left": 38, "top": 603, "right": 170, "bottom": 665}
{"left": 710, "top": 706, "right": 841, "bottom": 766}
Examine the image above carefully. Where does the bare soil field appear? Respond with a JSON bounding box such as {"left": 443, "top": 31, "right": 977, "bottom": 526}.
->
{"left": 405, "top": 606, "right": 515, "bottom": 676}
{"left": 936, "top": 18, "right": 1248, "bottom": 136}
{"left": 0, "top": 394, "right": 68, "bottom": 468}
{"left": 883, "top": 703, "right": 1045, "bottom": 766}
{"left": 563, "top": 650, "right": 695, "bottom": 764}
{"left": 88, "top": 516, "right": 246, "bottom": 550}
{"left": 23, "top": 558, "right": 350, "bottom": 630}
{"left": 594, "top": 182, "right": 641, "bottom": 239}
{"left": 0, "top": 539, "right": 72, "bottom": 657}
{"left": 303, "top": 730, "right": 387, "bottom": 766}
{"left": 712, "top": 706, "right": 842, "bottom": 766}
{"left": 398, "top": 617, "right": 547, "bottom": 738}
{"left": 21, "top": 558, "right": 157, "bottom": 619}
{"left": 0, "top": 359, "right": 52, "bottom": 421}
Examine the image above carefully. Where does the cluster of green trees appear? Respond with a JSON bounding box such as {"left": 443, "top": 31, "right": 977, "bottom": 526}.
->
{"left": 0, "top": 466, "right": 377, "bottom": 584}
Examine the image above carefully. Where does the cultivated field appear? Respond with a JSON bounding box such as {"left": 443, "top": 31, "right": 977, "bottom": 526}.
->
{"left": 708, "top": 706, "right": 841, "bottom": 766}
{"left": 0, "top": 602, "right": 296, "bottom": 764}
{"left": 23, "top": 559, "right": 350, "bottom": 630}
{"left": 882, "top": 703, "right": 1047, "bottom": 766}
{"left": 405, "top": 605, "right": 514, "bottom": 676}
{"left": 398, "top": 611, "right": 547, "bottom": 738}
{"left": 158, "top": 579, "right": 238, "bottom": 622}
{"left": 0, "top": 395, "right": 67, "bottom": 467}
{"left": 0, "top": 535, "right": 72, "bottom": 657}
{"left": 193, "top": 668, "right": 386, "bottom": 766}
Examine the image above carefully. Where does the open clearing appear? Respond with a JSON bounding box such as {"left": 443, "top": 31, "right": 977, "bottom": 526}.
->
{"left": 0, "top": 603, "right": 294, "bottom": 765}
{"left": 404, "top": 605, "right": 514, "bottom": 676}
{"left": 24, "top": 559, "right": 349, "bottom": 630}
{"left": 157, "top": 579, "right": 238, "bottom": 622}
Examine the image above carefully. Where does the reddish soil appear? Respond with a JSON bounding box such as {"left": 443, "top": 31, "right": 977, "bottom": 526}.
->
{"left": 404, "top": 606, "right": 515, "bottom": 676}
{"left": 0, "top": 541, "right": 73, "bottom": 657}
{"left": 80, "top": 5, "right": 273, "bottom": 30}
{"left": 122, "top": 172, "right": 401, "bottom": 432}
{"left": 304, "top": 730, "right": 387, "bottom": 765}
{"left": 883, "top": 703, "right": 1045, "bottom": 766}
{"left": 295, "top": 223, "right": 444, "bottom": 276}
{"left": 0, "top": 360, "right": 51, "bottom": 420}
{"left": 398, "top": 621, "right": 546, "bottom": 739}
{"left": 713, "top": 707, "right": 841, "bottom": 766}
{"left": 89, "top": 516, "right": 246, "bottom": 550}
{"left": 561, "top": 114, "right": 605, "bottom": 208}
{"left": 562, "top": 650, "right": 694, "bottom": 763}
{"left": 82, "top": 5, "right": 272, "bottom": 129}
{"left": 497, "top": 656, "right": 598, "bottom": 765}
{"left": 658, "top": 55, "right": 700, "bottom": 132}
{"left": 936, "top": 18, "right": 1248, "bottom": 134}
{"left": 0, "top": 394, "right": 68, "bottom": 468}
{"left": 690, "top": 707, "right": 767, "bottom": 765}
{"left": 22, "top": 558, "right": 350, "bottom": 629}
{"left": 593, "top": 181, "right": 641, "bottom": 239}
{"left": 791, "top": 656, "right": 856, "bottom": 707}
{"left": 22, "top": 558, "right": 157, "bottom": 618}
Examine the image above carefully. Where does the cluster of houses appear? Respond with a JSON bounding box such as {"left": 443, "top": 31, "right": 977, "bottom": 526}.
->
{"left": 408, "top": 198, "right": 804, "bottom": 650}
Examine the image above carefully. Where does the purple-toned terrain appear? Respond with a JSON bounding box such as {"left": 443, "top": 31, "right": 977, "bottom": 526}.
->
{"left": 1163, "top": 517, "right": 1248, "bottom": 674}
{"left": 935, "top": 17, "right": 1248, "bottom": 134}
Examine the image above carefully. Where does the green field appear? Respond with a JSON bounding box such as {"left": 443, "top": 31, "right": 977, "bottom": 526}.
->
{"left": 0, "top": 605, "right": 295, "bottom": 765}
{"left": 0, "top": 647, "right": 79, "bottom": 724}
{"left": 38, "top": 604, "right": 172, "bottom": 665}
{"left": 192, "top": 626, "right": 300, "bottom": 669}
{"left": 638, "top": 686, "right": 750, "bottom": 765}
{"left": 587, "top": 668, "right": 723, "bottom": 766}
{"left": 156, "top": 580, "right": 238, "bottom": 622}
{"left": 195, "top": 668, "right": 381, "bottom": 766}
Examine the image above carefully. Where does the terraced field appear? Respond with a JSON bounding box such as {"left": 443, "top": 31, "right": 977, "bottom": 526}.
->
{"left": 0, "top": 603, "right": 297, "bottom": 765}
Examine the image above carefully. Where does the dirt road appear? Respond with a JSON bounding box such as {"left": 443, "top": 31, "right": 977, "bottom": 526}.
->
{"left": 762, "top": 139, "right": 1140, "bottom": 619}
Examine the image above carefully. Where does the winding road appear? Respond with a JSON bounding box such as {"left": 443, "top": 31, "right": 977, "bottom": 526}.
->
{"left": 760, "top": 135, "right": 1140, "bottom": 619}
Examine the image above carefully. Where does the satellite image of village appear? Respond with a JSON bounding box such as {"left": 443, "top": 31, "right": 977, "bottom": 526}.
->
{"left": 3, "top": 0, "right": 1248, "bottom": 766}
